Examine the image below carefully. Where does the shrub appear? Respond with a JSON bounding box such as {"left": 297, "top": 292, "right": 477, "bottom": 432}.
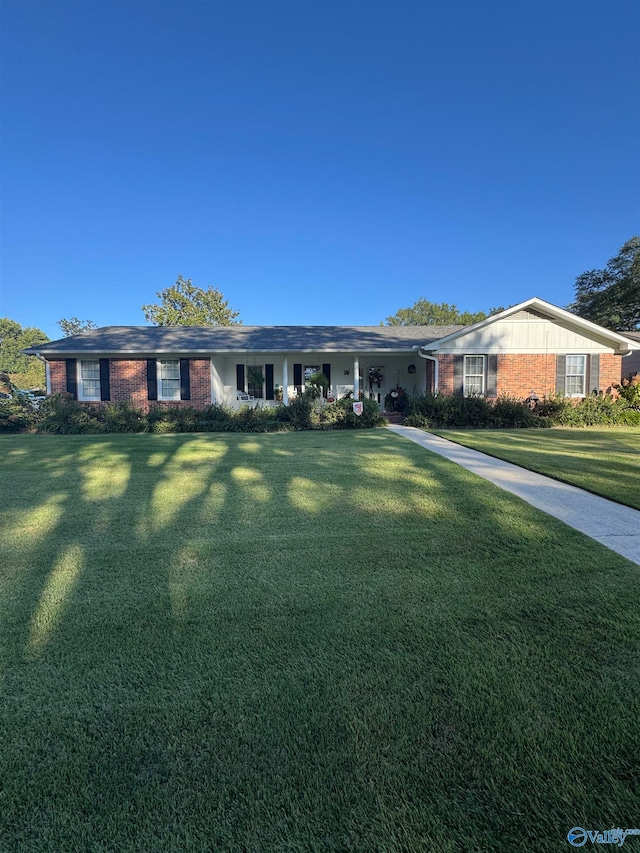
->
{"left": 613, "top": 375, "right": 640, "bottom": 410}
{"left": 552, "top": 393, "right": 639, "bottom": 427}
{"left": 102, "top": 401, "right": 147, "bottom": 433}
{"left": 0, "top": 395, "right": 39, "bottom": 433}
{"left": 37, "top": 395, "right": 105, "bottom": 434}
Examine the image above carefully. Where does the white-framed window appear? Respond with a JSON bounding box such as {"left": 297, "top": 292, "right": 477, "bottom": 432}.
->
{"left": 158, "top": 359, "right": 181, "bottom": 400}
{"left": 566, "top": 355, "right": 587, "bottom": 396}
{"left": 78, "top": 359, "right": 101, "bottom": 401}
{"left": 464, "top": 355, "right": 485, "bottom": 396}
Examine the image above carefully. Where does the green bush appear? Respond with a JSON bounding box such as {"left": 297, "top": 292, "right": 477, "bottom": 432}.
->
{"left": 38, "top": 394, "right": 105, "bottom": 434}
{"left": 613, "top": 375, "right": 640, "bottom": 410}
{"left": 552, "top": 394, "right": 640, "bottom": 427}
{"left": 0, "top": 395, "right": 39, "bottom": 433}
{"left": 405, "top": 393, "right": 550, "bottom": 429}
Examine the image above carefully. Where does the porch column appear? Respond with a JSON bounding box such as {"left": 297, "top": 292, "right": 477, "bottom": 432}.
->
{"left": 353, "top": 357, "right": 360, "bottom": 399}
{"left": 282, "top": 357, "right": 289, "bottom": 405}
{"left": 210, "top": 359, "right": 224, "bottom": 404}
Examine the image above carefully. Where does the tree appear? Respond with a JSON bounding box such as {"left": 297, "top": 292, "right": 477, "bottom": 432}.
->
{"left": 142, "top": 275, "right": 241, "bottom": 326}
{"left": 567, "top": 237, "right": 640, "bottom": 331}
{"left": 383, "top": 299, "right": 489, "bottom": 326}
{"left": 0, "top": 318, "right": 49, "bottom": 389}
{"left": 58, "top": 317, "right": 98, "bottom": 337}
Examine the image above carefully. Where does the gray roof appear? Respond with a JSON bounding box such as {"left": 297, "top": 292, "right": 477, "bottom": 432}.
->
{"left": 23, "top": 324, "right": 466, "bottom": 356}
{"left": 621, "top": 330, "right": 640, "bottom": 343}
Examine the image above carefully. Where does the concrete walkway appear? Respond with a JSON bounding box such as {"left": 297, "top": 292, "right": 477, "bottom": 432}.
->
{"left": 387, "top": 424, "right": 640, "bottom": 566}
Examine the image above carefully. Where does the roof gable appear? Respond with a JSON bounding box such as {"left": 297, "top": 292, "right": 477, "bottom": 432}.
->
{"left": 420, "top": 298, "right": 638, "bottom": 355}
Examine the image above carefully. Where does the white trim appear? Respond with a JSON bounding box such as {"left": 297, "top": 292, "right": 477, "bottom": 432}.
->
{"left": 77, "top": 359, "right": 101, "bottom": 401}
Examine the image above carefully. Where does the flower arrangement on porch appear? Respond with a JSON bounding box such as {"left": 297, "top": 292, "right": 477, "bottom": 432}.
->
{"left": 384, "top": 385, "right": 408, "bottom": 413}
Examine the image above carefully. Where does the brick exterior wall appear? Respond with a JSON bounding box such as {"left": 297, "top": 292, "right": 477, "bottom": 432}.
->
{"left": 48, "top": 358, "right": 212, "bottom": 412}
{"left": 436, "top": 352, "right": 622, "bottom": 398}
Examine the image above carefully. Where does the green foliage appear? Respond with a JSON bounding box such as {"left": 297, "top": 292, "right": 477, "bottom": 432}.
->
{"left": 383, "top": 299, "right": 488, "bottom": 326}
{"left": 613, "top": 375, "right": 640, "bottom": 409}
{"left": 406, "top": 391, "right": 638, "bottom": 429}
{"left": 305, "top": 371, "right": 329, "bottom": 398}
{"left": 31, "top": 393, "right": 384, "bottom": 435}
{"left": 0, "top": 317, "right": 49, "bottom": 388}
{"left": 406, "top": 394, "right": 549, "bottom": 429}
{"left": 567, "top": 236, "right": 640, "bottom": 330}
{"left": 0, "top": 395, "right": 39, "bottom": 433}
{"left": 142, "top": 275, "right": 241, "bottom": 326}
{"left": 57, "top": 317, "right": 98, "bottom": 336}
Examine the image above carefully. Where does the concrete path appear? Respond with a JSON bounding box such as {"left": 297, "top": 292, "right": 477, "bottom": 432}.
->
{"left": 387, "top": 424, "right": 640, "bottom": 566}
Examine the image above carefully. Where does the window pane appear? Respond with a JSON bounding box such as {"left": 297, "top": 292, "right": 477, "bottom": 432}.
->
{"left": 465, "top": 376, "right": 484, "bottom": 394}
{"left": 80, "top": 360, "right": 100, "bottom": 379}
{"left": 566, "top": 355, "right": 585, "bottom": 374}
{"left": 465, "top": 356, "right": 484, "bottom": 376}
{"left": 566, "top": 375, "right": 584, "bottom": 396}
{"left": 159, "top": 360, "right": 180, "bottom": 379}
{"left": 160, "top": 379, "right": 180, "bottom": 399}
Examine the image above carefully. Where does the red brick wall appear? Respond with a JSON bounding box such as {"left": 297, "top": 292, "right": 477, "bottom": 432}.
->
{"left": 496, "top": 354, "right": 557, "bottom": 398}
{"left": 47, "top": 358, "right": 212, "bottom": 411}
{"left": 436, "top": 352, "right": 622, "bottom": 398}
{"left": 437, "top": 355, "right": 457, "bottom": 395}
{"left": 599, "top": 353, "right": 624, "bottom": 392}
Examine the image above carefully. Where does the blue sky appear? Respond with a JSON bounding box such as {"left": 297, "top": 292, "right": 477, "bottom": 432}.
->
{"left": 1, "top": 0, "right": 638, "bottom": 339}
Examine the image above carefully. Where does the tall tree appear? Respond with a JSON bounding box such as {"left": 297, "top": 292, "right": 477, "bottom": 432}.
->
{"left": 0, "top": 318, "right": 49, "bottom": 388}
{"left": 58, "top": 317, "right": 98, "bottom": 337}
{"left": 142, "top": 276, "right": 241, "bottom": 326}
{"left": 383, "top": 299, "right": 489, "bottom": 326}
{"left": 567, "top": 237, "right": 640, "bottom": 331}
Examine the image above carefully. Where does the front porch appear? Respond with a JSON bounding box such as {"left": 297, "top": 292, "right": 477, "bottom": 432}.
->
{"left": 214, "top": 354, "right": 431, "bottom": 410}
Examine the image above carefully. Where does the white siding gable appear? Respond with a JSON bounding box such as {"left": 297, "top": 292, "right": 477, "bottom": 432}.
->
{"left": 437, "top": 309, "right": 617, "bottom": 354}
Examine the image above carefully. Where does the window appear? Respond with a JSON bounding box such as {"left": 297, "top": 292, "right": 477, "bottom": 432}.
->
{"left": 78, "top": 359, "right": 100, "bottom": 400}
{"left": 464, "top": 356, "right": 485, "bottom": 396}
{"left": 158, "top": 359, "right": 181, "bottom": 400}
{"left": 247, "top": 365, "right": 265, "bottom": 399}
{"left": 566, "top": 355, "right": 586, "bottom": 396}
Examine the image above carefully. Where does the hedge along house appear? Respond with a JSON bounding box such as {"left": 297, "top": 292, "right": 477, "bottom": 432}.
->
{"left": 24, "top": 298, "right": 638, "bottom": 410}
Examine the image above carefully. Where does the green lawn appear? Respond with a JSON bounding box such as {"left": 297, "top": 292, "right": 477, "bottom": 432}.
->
{"left": 431, "top": 427, "right": 640, "bottom": 510}
{"left": 1, "top": 432, "right": 639, "bottom": 852}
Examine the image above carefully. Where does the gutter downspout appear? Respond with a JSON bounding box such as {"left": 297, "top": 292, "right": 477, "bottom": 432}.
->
{"left": 412, "top": 346, "right": 438, "bottom": 393}
{"left": 33, "top": 352, "right": 50, "bottom": 395}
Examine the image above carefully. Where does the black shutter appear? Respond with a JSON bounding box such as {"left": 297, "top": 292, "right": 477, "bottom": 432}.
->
{"left": 556, "top": 355, "right": 566, "bottom": 394}
{"left": 453, "top": 356, "right": 464, "bottom": 396}
{"left": 486, "top": 354, "right": 498, "bottom": 397}
{"left": 322, "top": 363, "right": 331, "bottom": 397}
{"left": 589, "top": 354, "right": 600, "bottom": 394}
{"left": 236, "top": 364, "right": 245, "bottom": 392}
{"left": 66, "top": 359, "right": 77, "bottom": 399}
{"left": 99, "top": 359, "right": 111, "bottom": 402}
{"left": 265, "top": 364, "right": 275, "bottom": 400}
{"left": 293, "top": 363, "right": 303, "bottom": 394}
{"left": 180, "top": 359, "right": 191, "bottom": 401}
{"left": 147, "top": 359, "right": 158, "bottom": 401}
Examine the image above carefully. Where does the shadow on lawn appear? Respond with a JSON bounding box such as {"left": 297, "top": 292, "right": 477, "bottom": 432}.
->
{"left": 1, "top": 429, "right": 639, "bottom": 852}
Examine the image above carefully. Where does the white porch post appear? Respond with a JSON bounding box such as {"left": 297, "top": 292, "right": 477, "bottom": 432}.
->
{"left": 282, "top": 357, "right": 289, "bottom": 405}
{"left": 210, "top": 359, "right": 224, "bottom": 404}
{"left": 353, "top": 357, "right": 360, "bottom": 399}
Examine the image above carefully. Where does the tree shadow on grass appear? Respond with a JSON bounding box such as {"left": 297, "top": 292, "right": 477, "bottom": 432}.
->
{"left": 0, "top": 430, "right": 639, "bottom": 852}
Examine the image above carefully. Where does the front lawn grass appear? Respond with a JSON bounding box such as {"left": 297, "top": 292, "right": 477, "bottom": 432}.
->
{"left": 1, "top": 431, "right": 639, "bottom": 852}
{"left": 431, "top": 427, "right": 640, "bottom": 510}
